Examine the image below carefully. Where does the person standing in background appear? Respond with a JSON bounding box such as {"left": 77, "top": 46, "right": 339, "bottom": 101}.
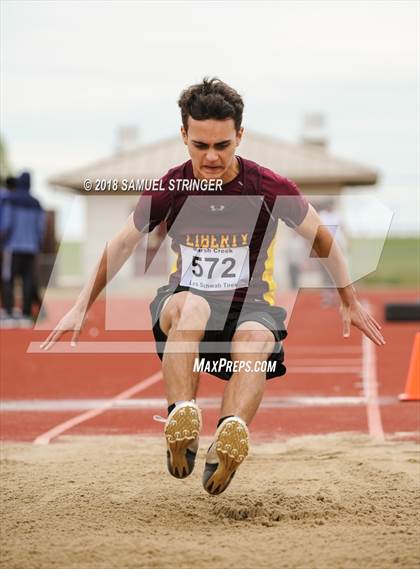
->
{"left": 0, "top": 172, "right": 45, "bottom": 324}
{"left": 286, "top": 232, "right": 307, "bottom": 290}
{"left": 0, "top": 176, "right": 16, "bottom": 315}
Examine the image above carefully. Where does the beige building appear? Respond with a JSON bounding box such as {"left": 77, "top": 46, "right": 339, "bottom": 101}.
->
{"left": 49, "top": 128, "right": 378, "bottom": 291}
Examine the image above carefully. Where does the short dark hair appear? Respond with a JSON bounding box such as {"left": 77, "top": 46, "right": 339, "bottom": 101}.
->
{"left": 178, "top": 77, "right": 244, "bottom": 132}
{"left": 5, "top": 176, "right": 16, "bottom": 190}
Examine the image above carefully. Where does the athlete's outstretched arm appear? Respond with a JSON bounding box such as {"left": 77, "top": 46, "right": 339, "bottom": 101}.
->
{"left": 294, "top": 204, "right": 385, "bottom": 346}
{"left": 41, "top": 213, "right": 144, "bottom": 350}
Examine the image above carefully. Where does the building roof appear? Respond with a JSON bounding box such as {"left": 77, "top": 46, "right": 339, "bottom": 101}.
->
{"left": 49, "top": 130, "right": 378, "bottom": 192}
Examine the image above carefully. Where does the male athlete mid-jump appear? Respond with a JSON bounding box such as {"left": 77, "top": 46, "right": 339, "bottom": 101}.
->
{"left": 42, "top": 78, "right": 384, "bottom": 495}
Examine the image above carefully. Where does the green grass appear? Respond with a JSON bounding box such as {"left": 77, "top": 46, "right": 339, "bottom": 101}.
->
{"left": 58, "top": 241, "right": 83, "bottom": 276}
{"left": 57, "top": 237, "right": 419, "bottom": 286}
{"left": 352, "top": 237, "right": 419, "bottom": 287}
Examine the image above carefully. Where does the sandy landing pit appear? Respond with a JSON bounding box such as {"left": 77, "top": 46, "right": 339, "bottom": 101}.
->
{"left": 1, "top": 434, "right": 419, "bottom": 569}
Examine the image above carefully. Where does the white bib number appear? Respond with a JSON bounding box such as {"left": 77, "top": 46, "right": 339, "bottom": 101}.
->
{"left": 180, "top": 245, "right": 250, "bottom": 291}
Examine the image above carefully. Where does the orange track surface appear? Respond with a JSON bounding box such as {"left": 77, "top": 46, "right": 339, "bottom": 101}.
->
{"left": 1, "top": 290, "right": 419, "bottom": 442}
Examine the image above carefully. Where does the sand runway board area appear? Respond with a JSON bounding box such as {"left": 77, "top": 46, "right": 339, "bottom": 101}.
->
{"left": 1, "top": 434, "right": 419, "bottom": 569}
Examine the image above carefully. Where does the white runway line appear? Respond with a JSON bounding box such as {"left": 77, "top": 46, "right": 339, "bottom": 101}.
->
{"left": 32, "top": 371, "right": 163, "bottom": 445}
{"left": 285, "top": 359, "right": 363, "bottom": 365}
{"left": 287, "top": 366, "right": 360, "bottom": 374}
{"left": 361, "top": 301, "right": 385, "bottom": 441}
{"left": 28, "top": 341, "right": 158, "bottom": 353}
{"left": 28, "top": 342, "right": 363, "bottom": 354}
{"left": 3, "top": 395, "right": 379, "bottom": 412}
{"left": 22, "top": 334, "right": 374, "bottom": 441}
{"left": 286, "top": 346, "right": 362, "bottom": 354}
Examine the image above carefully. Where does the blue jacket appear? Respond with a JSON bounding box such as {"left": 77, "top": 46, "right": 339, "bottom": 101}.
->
{"left": 0, "top": 186, "right": 10, "bottom": 225}
{"left": 0, "top": 173, "right": 45, "bottom": 254}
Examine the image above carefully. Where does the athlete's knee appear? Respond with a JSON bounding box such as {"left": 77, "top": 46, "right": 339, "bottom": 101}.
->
{"left": 231, "top": 327, "right": 275, "bottom": 357}
{"left": 161, "top": 292, "right": 210, "bottom": 334}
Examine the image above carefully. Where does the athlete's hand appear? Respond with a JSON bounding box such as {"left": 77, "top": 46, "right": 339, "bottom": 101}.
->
{"left": 341, "top": 300, "right": 385, "bottom": 346}
{"left": 40, "top": 305, "right": 87, "bottom": 350}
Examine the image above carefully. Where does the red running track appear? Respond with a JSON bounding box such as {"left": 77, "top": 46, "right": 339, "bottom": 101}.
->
{"left": 0, "top": 290, "right": 419, "bottom": 442}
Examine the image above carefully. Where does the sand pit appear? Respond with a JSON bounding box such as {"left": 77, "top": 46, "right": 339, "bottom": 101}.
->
{"left": 1, "top": 434, "right": 419, "bottom": 569}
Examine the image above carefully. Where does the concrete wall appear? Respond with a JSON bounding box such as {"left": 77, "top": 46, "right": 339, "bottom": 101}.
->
{"left": 84, "top": 196, "right": 138, "bottom": 285}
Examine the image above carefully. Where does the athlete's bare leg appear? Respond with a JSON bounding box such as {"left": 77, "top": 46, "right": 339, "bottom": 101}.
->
{"left": 159, "top": 291, "right": 211, "bottom": 406}
{"left": 220, "top": 321, "right": 275, "bottom": 424}
{"left": 159, "top": 292, "right": 210, "bottom": 479}
{"left": 202, "top": 321, "right": 275, "bottom": 495}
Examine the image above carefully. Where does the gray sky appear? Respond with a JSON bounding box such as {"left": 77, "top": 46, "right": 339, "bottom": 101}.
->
{"left": 1, "top": 0, "right": 418, "bottom": 237}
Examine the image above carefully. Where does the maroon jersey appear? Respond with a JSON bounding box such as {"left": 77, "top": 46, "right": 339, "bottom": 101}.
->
{"left": 133, "top": 156, "right": 308, "bottom": 304}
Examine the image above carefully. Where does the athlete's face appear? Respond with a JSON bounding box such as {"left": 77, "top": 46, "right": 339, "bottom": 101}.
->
{"left": 181, "top": 117, "right": 243, "bottom": 184}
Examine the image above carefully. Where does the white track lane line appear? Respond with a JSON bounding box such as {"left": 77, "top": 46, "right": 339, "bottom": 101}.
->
{"left": 287, "top": 366, "right": 360, "bottom": 374}
{"left": 29, "top": 343, "right": 363, "bottom": 354}
{"left": 33, "top": 371, "right": 162, "bottom": 446}
{"left": 30, "top": 337, "right": 367, "bottom": 444}
{"left": 286, "top": 346, "right": 362, "bottom": 354}
{"left": 361, "top": 301, "right": 385, "bottom": 441}
{"left": 4, "top": 395, "right": 373, "bottom": 412}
